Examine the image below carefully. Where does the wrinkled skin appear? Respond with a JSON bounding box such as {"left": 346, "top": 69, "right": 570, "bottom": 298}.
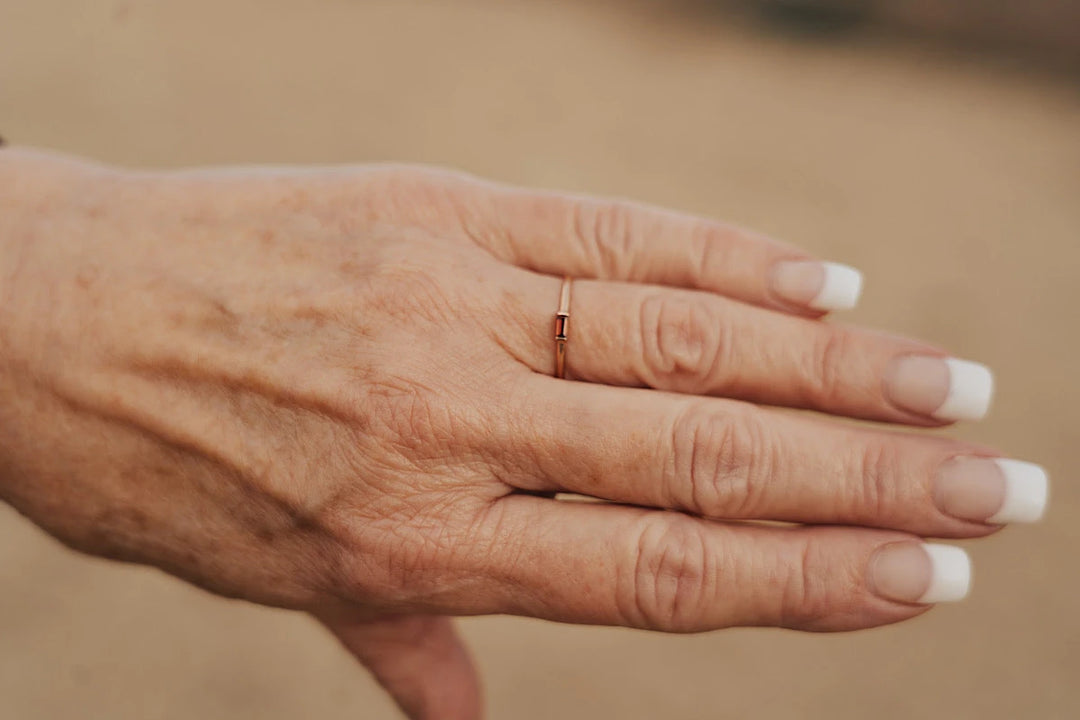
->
{"left": 0, "top": 148, "right": 1003, "bottom": 719}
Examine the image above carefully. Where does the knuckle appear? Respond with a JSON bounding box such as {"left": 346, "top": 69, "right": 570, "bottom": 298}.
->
{"left": 326, "top": 500, "right": 475, "bottom": 607}
{"left": 640, "top": 294, "right": 728, "bottom": 389}
{"left": 362, "top": 377, "right": 448, "bottom": 453}
{"left": 810, "top": 328, "right": 855, "bottom": 404}
{"left": 365, "top": 165, "right": 480, "bottom": 228}
{"left": 851, "top": 440, "right": 903, "bottom": 522}
{"left": 619, "top": 515, "right": 715, "bottom": 632}
{"left": 690, "top": 223, "right": 741, "bottom": 280}
{"left": 367, "top": 260, "right": 455, "bottom": 326}
{"left": 670, "top": 403, "right": 773, "bottom": 517}
{"left": 571, "top": 200, "right": 638, "bottom": 278}
{"left": 777, "top": 533, "right": 836, "bottom": 629}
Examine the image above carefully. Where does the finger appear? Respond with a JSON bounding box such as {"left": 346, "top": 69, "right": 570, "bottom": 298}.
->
{"left": 503, "top": 274, "right": 994, "bottom": 425}
{"left": 474, "top": 496, "right": 970, "bottom": 633}
{"left": 319, "top": 614, "right": 482, "bottom": 720}
{"left": 481, "top": 186, "right": 863, "bottom": 315}
{"left": 493, "top": 377, "right": 1044, "bottom": 538}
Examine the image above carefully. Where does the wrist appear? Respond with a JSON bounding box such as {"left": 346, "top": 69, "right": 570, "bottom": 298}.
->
{"left": 0, "top": 149, "right": 123, "bottom": 505}
{"left": 0, "top": 145, "right": 121, "bottom": 323}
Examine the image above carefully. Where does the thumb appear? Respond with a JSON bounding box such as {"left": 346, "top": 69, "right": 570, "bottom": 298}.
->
{"left": 318, "top": 613, "right": 483, "bottom": 720}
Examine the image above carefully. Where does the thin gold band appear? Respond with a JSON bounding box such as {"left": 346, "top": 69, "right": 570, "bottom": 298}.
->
{"left": 554, "top": 277, "right": 572, "bottom": 379}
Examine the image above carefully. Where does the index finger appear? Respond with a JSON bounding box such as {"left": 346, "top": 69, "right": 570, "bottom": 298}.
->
{"left": 466, "top": 496, "right": 969, "bottom": 633}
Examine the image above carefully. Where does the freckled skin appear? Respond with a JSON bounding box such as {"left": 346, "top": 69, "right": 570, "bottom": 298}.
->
{"left": 0, "top": 151, "right": 519, "bottom": 718}
{"left": 0, "top": 148, "right": 1010, "bottom": 720}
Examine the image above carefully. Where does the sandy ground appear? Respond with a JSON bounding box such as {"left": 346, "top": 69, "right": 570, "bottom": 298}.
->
{"left": 1, "top": 1, "right": 1078, "bottom": 718}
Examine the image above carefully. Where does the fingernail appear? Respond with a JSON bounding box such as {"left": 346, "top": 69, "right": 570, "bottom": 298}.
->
{"left": 884, "top": 356, "right": 994, "bottom": 421}
{"left": 771, "top": 260, "right": 863, "bottom": 311}
{"left": 936, "top": 457, "right": 1048, "bottom": 524}
{"left": 870, "top": 542, "right": 971, "bottom": 604}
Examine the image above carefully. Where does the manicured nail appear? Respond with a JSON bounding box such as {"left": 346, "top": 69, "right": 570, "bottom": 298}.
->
{"left": 771, "top": 260, "right": 863, "bottom": 311}
{"left": 870, "top": 542, "right": 971, "bottom": 604}
{"left": 884, "top": 356, "right": 994, "bottom": 421}
{"left": 935, "top": 457, "right": 1048, "bottom": 524}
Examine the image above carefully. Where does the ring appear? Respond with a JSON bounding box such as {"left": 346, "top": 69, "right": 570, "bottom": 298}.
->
{"left": 554, "top": 277, "right": 572, "bottom": 379}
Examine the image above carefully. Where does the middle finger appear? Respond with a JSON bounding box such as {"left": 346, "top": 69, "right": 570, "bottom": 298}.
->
{"left": 492, "top": 375, "right": 1046, "bottom": 537}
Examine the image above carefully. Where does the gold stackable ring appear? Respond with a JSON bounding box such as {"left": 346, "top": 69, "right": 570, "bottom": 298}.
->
{"left": 554, "top": 277, "right": 572, "bottom": 379}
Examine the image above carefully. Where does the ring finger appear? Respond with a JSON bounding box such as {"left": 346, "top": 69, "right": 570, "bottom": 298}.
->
{"left": 501, "top": 273, "right": 994, "bottom": 425}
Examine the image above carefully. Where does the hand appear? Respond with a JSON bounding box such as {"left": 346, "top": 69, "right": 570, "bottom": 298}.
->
{"left": 0, "top": 148, "right": 1046, "bottom": 719}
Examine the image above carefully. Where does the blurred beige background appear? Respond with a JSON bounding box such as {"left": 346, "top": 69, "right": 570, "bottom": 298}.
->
{"left": 1, "top": 1, "right": 1078, "bottom": 718}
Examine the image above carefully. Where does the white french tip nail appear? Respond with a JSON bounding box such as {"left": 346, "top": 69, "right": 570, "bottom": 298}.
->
{"left": 918, "top": 544, "right": 972, "bottom": 604}
{"left": 933, "top": 358, "right": 995, "bottom": 422}
{"left": 808, "top": 262, "right": 864, "bottom": 311}
{"left": 989, "top": 459, "right": 1049, "bottom": 524}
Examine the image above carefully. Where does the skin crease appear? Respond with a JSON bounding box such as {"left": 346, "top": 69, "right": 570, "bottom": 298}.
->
{"left": 0, "top": 148, "right": 1005, "bottom": 720}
